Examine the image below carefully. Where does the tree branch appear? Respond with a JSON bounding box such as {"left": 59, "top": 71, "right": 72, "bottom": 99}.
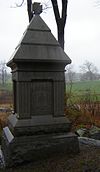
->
{"left": 62, "top": 0, "right": 68, "bottom": 26}
{"left": 27, "top": 0, "right": 33, "bottom": 22}
{"left": 51, "top": 0, "right": 60, "bottom": 24}
{"left": 15, "top": 0, "right": 25, "bottom": 7}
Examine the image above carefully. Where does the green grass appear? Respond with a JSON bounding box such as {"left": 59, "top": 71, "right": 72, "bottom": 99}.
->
{"left": 66, "top": 80, "right": 100, "bottom": 94}
{"left": 66, "top": 80, "right": 100, "bottom": 102}
{"left": 0, "top": 82, "right": 12, "bottom": 92}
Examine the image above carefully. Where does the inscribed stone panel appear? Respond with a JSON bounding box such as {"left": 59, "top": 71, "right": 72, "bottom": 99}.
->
{"left": 31, "top": 80, "right": 53, "bottom": 116}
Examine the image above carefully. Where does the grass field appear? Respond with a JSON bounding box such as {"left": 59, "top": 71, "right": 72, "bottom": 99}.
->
{"left": 0, "top": 82, "right": 12, "bottom": 92}
{"left": 66, "top": 80, "right": 100, "bottom": 94}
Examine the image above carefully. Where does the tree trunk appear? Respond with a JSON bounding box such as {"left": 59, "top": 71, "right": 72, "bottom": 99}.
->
{"left": 27, "top": 0, "right": 33, "bottom": 22}
{"left": 57, "top": 19, "right": 65, "bottom": 49}
{"left": 51, "top": 0, "right": 68, "bottom": 50}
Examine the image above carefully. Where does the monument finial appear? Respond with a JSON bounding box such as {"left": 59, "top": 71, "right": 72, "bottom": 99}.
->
{"left": 32, "top": 2, "right": 42, "bottom": 15}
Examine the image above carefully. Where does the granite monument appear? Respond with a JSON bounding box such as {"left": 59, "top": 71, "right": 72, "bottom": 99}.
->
{"left": 1, "top": 14, "right": 79, "bottom": 167}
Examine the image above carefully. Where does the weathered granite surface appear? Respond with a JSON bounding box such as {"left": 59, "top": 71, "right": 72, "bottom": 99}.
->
{"left": 7, "top": 114, "right": 72, "bottom": 136}
{"left": 1, "top": 15, "right": 79, "bottom": 167}
{"left": 2, "top": 129, "right": 79, "bottom": 167}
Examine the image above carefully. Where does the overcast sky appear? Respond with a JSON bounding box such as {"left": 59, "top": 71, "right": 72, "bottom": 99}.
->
{"left": 0, "top": 0, "right": 100, "bottom": 72}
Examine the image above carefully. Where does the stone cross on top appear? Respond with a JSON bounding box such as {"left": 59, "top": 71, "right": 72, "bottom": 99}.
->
{"left": 32, "top": 2, "right": 42, "bottom": 15}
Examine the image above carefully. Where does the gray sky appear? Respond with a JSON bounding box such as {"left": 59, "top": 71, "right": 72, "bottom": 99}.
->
{"left": 0, "top": 0, "right": 100, "bottom": 72}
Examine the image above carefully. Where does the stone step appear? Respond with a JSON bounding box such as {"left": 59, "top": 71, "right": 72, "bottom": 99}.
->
{"left": 2, "top": 130, "right": 79, "bottom": 167}
{"left": 8, "top": 114, "right": 72, "bottom": 136}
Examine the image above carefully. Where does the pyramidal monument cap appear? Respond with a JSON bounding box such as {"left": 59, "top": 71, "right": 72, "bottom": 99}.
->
{"left": 7, "top": 15, "right": 71, "bottom": 66}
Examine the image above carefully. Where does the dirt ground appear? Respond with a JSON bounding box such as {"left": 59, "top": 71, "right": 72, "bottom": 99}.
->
{"left": 2, "top": 143, "right": 100, "bottom": 172}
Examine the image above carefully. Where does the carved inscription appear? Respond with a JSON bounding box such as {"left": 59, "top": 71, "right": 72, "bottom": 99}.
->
{"left": 31, "top": 80, "right": 53, "bottom": 116}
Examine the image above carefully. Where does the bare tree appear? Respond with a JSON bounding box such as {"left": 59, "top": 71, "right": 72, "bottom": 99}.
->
{"left": 80, "top": 60, "right": 98, "bottom": 81}
{"left": 14, "top": 0, "right": 68, "bottom": 49}
{"left": 65, "top": 65, "right": 75, "bottom": 95}
{"left": 51, "top": 0, "right": 68, "bottom": 49}
{"left": 27, "top": 0, "right": 33, "bottom": 22}
{"left": 66, "top": 65, "right": 75, "bottom": 83}
{"left": 0, "top": 61, "right": 7, "bottom": 85}
{"left": 94, "top": 0, "right": 100, "bottom": 7}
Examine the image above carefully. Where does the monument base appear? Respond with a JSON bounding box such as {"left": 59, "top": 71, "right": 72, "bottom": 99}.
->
{"left": 7, "top": 114, "right": 72, "bottom": 136}
{"left": 1, "top": 127, "right": 79, "bottom": 167}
